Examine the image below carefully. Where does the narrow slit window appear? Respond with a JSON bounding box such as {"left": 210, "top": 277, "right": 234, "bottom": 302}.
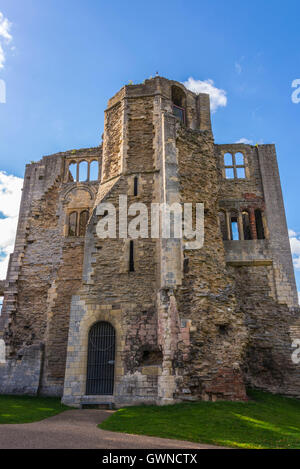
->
{"left": 134, "top": 176, "right": 138, "bottom": 196}
{"left": 129, "top": 240, "right": 134, "bottom": 272}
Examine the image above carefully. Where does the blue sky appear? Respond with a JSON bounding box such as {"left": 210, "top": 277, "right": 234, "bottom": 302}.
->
{"left": 0, "top": 0, "right": 300, "bottom": 296}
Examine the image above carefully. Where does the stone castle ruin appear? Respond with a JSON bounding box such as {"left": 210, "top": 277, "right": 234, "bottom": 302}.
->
{"left": 0, "top": 76, "right": 299, "bottom": 407}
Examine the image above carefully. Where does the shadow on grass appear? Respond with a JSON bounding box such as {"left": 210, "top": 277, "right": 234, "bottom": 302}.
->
{"left": 99, "top": 390, "right": 300, "bottom": 449}
{"left": 0, "top": 394, "right": 69, "bottom": 424}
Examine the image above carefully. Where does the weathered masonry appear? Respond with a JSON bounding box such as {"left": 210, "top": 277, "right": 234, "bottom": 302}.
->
{"left": 0, "top": 77, "right": 299, "bottom": 406}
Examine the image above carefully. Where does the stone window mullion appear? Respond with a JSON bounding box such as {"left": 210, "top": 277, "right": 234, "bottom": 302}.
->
{"left": 238, "top": 212, "right": 244, "bottom": 240}
{"left": 225, "top": 211, "right": 231, "bottom": 240}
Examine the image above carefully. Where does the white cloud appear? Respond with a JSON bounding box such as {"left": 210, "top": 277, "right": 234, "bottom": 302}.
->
{"left": 0, "top": 12, "right": 12, "bottom": 43}
{"left": 298, "top": 292, "right": 300, "bottom": 305}
{"left": 0, "top": 43, "right": 4, "bottom": 69}
{"left": 235, "top": 138, "right": 253, "bottom": 145}
{"left": 0, "top": 12, "right": 12, "bottom": 69}
{"left": 289, "top": 229, "right": 300, "bottom": 272}
{"left": 183, "top": 77, "right": 227, "bottom": 113}
{"left": 290, "top": 236, "right": 300, "bottom": 257}
{"left": 0, "top": 171, "right": 23, "bottom": 280}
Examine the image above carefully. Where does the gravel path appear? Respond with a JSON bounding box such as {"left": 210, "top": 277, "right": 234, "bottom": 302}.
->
{"left": 0, "top": 409, "right": 224, "bottom": 449}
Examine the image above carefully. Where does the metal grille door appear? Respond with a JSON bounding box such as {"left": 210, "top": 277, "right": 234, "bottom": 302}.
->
{"left": 86, "top": 321, "right": 115, "bottom": 395}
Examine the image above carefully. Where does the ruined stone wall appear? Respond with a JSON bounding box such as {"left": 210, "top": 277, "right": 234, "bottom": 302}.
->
{"left": 215, "top": 142, "right": 300, "bottom": 396}
{"left": 102, "top": 101, "right": 124, "bottom": 181}
{"left": 175, "top": 128, "right": 247, "bottom": 401}
{"left": 126, "top": 96, "right": 155, "bottom": 172}
{"left": 0, "top": 147, "right": 101, "bottom": 396}
{"left": 216, "top": 143, "right": 298, "bottom": 307}
{"left": 2, "top": 76, "right": 299, "bottom": 404}
{"left": 63, "top": 92, "right": 160, "bottom": 406}
{"left": 230, "top": 264, "right": 300, "bottom": 398}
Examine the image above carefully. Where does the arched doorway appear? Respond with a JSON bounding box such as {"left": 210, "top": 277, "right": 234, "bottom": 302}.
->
{"left": 86, "top": 321, "right": 115, "bottom": 395}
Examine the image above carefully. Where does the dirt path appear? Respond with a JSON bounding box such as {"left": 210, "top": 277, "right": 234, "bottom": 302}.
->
{"left": 0, "top": 409, "right": 224, "bottom": 449}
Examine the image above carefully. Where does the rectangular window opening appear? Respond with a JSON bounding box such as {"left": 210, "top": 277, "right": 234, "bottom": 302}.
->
{"left": 134, "top": 177, "right": 138, "bottom": 196}
{"left": 129, "top": 240, "right": 135, "bottom": 272}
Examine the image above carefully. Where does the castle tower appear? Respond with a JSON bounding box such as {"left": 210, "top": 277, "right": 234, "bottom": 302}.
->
{"left": 0, "top": 77, "right": 299, "bottom": 405}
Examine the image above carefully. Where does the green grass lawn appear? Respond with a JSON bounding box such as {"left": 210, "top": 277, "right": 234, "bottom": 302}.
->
{"left": 99, "top": 390, "right": 300, "bottom": 449}
{"left": 0, "top": 395, "right": 69, "bottom": 424}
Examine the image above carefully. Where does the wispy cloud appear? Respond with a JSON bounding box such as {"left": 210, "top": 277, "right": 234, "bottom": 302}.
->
{"left": 0, "top": 171, "right": 23, "bottom": 279}
{"left": 183, "top": 77, "right": 227, "bottom": 113}
{"left": 234, "top": 56, "right": 245, "bottom": 75}
{"left": 0, "top": 11, "right": 13, "bottom": 69}
{"left": 235, "top": 138, "right": 253, "bottom": 145}
{"left": 235, "top": 62, "right": 242, "bottom": 74}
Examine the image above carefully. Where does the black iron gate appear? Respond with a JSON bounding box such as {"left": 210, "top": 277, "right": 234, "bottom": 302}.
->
{"left": 86, "top": 321, "right": 115, "bottom": 395}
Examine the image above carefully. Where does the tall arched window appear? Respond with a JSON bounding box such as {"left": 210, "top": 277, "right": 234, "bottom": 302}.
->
{"left": 242, "top": 211, "right": 251, "bottom": 240}
{"left": 79, "top": 210, "right": 89, "bottom": 236}
{"left": 68, "top": 212, "right": 77, "bottom": 236}
{"left": 78, "top": 161, "right": 88, "bottom": 182}
{"left": 171, "top": 85, "right": 186, "bottom": 124}
{"left": 255, "top": 209, "right": 265, "bottom": 239}
{"left": 68, "top": 162, "right": 77, "bottom": 182}
{"left": 89, "top": 160, "right": 99, "bottom": 181}
{"left": 230, "top": 211, "right": 240, "bottom": 240}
